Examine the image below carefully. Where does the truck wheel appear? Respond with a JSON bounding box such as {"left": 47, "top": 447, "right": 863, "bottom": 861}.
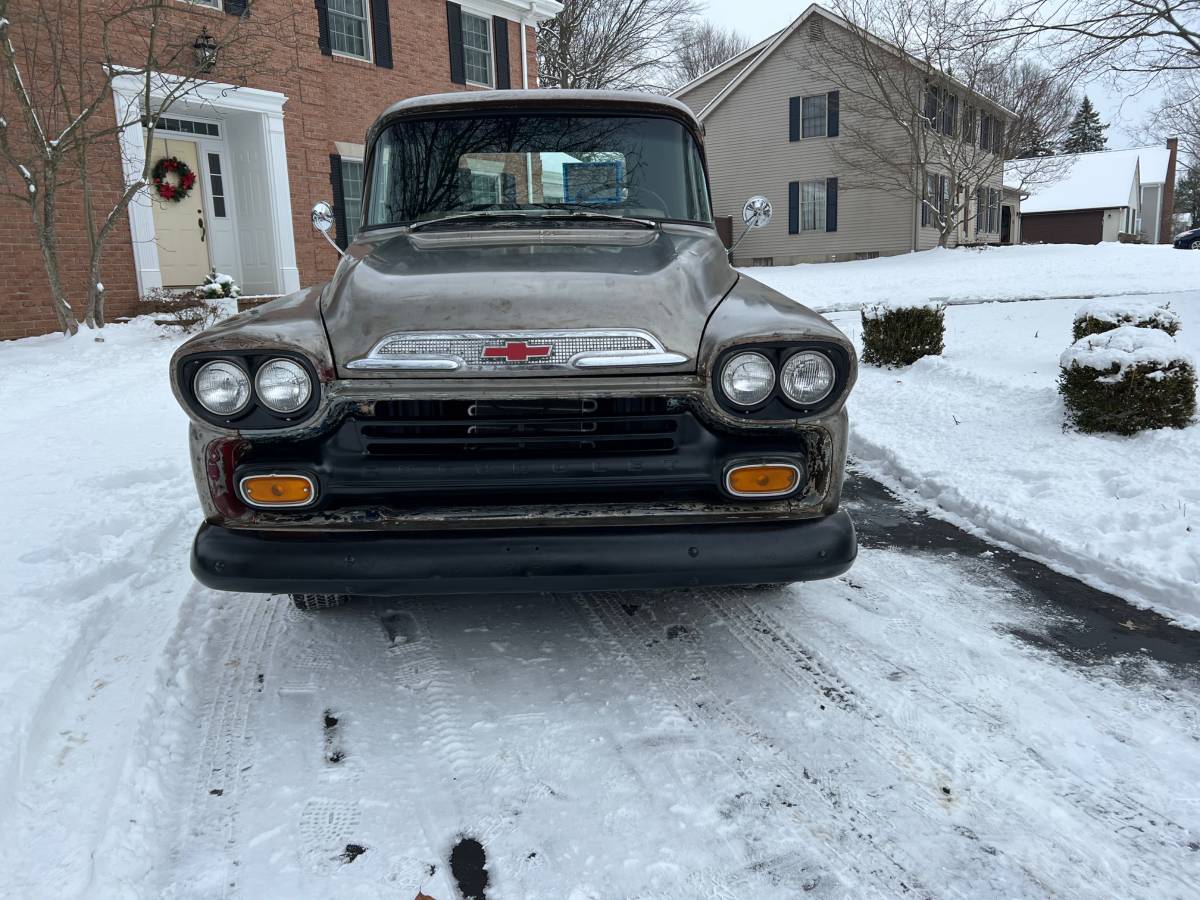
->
{"left": 289, "top": 593, "right": 348, "bottom": 612}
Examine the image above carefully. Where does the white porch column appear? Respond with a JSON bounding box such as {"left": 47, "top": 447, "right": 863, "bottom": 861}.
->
{"left": 112, "top": 75, "right": 162, "bottom": 294}
{"left": 263, "top": 111, "right": 301, "bottom": 294}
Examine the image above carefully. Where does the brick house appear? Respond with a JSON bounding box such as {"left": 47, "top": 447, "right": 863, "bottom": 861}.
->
{"left": 0, "top": 0, "right": 561, "bottom": 340}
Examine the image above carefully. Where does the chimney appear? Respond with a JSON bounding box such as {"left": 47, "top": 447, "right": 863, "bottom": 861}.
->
{"left": 1159, "top": 137, "right": 1178, "bottom": 243}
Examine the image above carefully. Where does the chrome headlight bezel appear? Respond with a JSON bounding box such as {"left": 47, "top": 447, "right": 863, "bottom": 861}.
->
{"left": 254, "top": 358, "right": 313, "bottom": 413}
{"left": 718, "top": 351, "right": 776, "bottom": 409}
{"left": 779, "top": 350, "right": 836, "bottom": 407}
{"left": 179, "top": 351, "right": 321, "bottom": 428}
{"left": 712, "top": 342, "right": 850, "bottom": 419}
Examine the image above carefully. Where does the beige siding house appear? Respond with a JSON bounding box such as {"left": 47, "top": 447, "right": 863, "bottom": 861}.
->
{"left": 674, "top": 5, "right": 1013, "bottom": 266}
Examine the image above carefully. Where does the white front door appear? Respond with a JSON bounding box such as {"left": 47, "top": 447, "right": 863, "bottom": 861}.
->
{"left": 149, "top": 137, "right": 211, "bottom": 287}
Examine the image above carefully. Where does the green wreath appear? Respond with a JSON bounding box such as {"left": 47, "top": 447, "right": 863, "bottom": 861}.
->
{"left": 151, "top": 156, "right": 197, "bottom": 203}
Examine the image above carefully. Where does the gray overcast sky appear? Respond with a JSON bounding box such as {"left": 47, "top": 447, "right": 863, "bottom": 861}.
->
{"left": 699, "top": 1, "right": 1155, "bottom": 149}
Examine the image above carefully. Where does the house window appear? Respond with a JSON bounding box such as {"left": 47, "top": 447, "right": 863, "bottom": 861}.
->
{"left": 185, "top": 0, "right": 221, "bottom": 8}
{"left": 923, "top": 172, "right": 944, "bottom": 227}
{"left": 801, "top": 95, "right": 827, "bottom": 138}
{"left": 470, "top": 171, "right": 502, "bottom": 206}
{"left": 341, "top": 158, "right": 365, "bottom": 236}
{"left": 462, "top": 11, "right": 493, "bottom": 86}
{"left": 942, "top": 93, "right": 958, "bottom": 136}
{"left": 800, "top": 179, "right": 826, "bottom": 230}
{"left": 328, "top": 0, "right": 372, "bottom": 60}
{"left": 207, "top": 153, "right": 227, "bottom": 219}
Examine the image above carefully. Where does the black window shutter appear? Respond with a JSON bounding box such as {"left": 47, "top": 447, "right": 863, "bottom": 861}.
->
{"left": 788, "top": 180, "right": 800, "bottom": 234}
{"left": 446, "top": 2, "right": 466, "bottom": 84}
{"left": 501, "top": 173, "right": 517, "bottom": 204}
{"left": 329, "top": 154, "right": 348, "bottom": 250}
{"left": 921, "top": 176, "right": 929, "bottom": 227}
{"left": 225, "top": 0, "right": 248, "bottom": 17}
{"left": 315, "top": 0, "right": 332, "bottom": 56}
{"left": 370, "top": 0, "right": 393, "bottom": 68}
{"left": 788, "top": 97, "right": 801, "bottom": 142}
{"left": 826, "top": 91, "right": 839, "bottom": 138}
{"left": 825, "top": 177, "right": 838, "bottom": 232}
{"left": 493, "top": 18, "right": 511, "bottom": 89}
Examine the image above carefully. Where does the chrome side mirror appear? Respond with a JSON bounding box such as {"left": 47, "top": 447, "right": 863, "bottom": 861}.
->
{"left": 311, "top": 201, "right": 345, "bottom": 257}
{"left": 742, "top": 195, "right": 773, "bottom": 229}
{"left": 729, "top": 195, "right": 772, "bottom": 258}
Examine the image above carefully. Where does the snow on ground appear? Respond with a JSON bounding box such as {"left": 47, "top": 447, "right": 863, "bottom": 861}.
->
{"left": 825, "top": 291, "right": 1200, "bottom": 628}
{"left": 1, "top": 246, "right": 1199, "bottom": 898}
{"left": 0, "top": 320, "right": 197, "bottom": 895}
{"left": 743, "top": 243, "right": 1200, "bottom": 312}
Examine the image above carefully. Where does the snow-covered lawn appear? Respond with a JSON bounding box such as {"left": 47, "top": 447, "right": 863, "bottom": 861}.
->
{"left": 826, "top": 291, "right": 1200, "bottom": 628}
{"left": 744, "top": 243, "right": 1200, "bottom": 312}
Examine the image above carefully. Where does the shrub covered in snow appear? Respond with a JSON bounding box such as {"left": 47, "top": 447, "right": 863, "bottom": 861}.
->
{"left": 196, "top": 271, "right": 242, "bottom": 300}
{"left": 1072, "top": 298, "right": 1180, "bottom": 341}
{"left": 861, "top": 300, "right": 946, "bottom": 367}
{"left": 142, "top": 288, "right": 221, "bottom": 334}
{"left": 1059, "top": 325, "right": 1196, "bottom": 434}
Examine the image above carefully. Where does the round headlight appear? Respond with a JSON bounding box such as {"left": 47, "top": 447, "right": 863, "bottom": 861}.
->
{"left": 255, "top": 358, "right": 312, "bottom": 413}
{"left": 720, "top": 351, "right": 775, "bottom": 407}
{"left": 194, "top": 360, "right": 251, "bottom": 416}
{"left": 780, "top": 351, "right": 836, "bottom": 406}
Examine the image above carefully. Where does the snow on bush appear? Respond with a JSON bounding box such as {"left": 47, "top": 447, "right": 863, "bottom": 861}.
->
{"left": 142, "top": 287, "right": 221, "bottom": 334}
{"left": 1059, "top": 325, "right": 1197, "bottom": 434}
{"left": 861, "top": 301, "right": 946, "bottom": 367}
{"left": 1072, "top": 297, "right": 1181, "bottom": 340}
{"left": 196, "top": 271, "right": 242, "bottom": 300}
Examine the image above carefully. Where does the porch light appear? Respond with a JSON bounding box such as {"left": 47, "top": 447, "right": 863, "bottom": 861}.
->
{"left": 193, "top": 27, "right": 219, "bottom": 73}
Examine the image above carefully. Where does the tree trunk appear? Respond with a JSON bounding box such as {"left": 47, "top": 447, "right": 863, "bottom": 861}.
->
{"left": 35, "top": 163, "right": 79, "bottom": 335}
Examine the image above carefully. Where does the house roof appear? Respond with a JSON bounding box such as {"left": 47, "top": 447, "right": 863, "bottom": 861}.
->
{"left": 1008, "top": 146, "right": 1169, "bottom": 214}
{"left": 671, "top": 3, "right": 1015, "bottom": 122}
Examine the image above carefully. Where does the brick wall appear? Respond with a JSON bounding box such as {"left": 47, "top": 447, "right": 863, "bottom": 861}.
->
{"left": 0, "top": 0, "right": 539, "bottom": 341}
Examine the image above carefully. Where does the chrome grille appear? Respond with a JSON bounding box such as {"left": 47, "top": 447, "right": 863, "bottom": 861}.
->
{"left": 346, "top": 329, "right": 689, "bottom": 371}
{"left": 373, "top": 333, "right": 655, "bottom": 366}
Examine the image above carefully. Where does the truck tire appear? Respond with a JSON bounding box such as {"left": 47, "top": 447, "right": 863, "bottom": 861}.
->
{"left": 289, "top": 593, "right": 348, "bottom": 612}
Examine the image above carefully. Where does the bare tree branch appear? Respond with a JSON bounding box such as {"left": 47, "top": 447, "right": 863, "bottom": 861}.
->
{"left": 537, "top": 0, "right": 703, "bottom": 92}
{"left": 0, "top": 0, "right": 298, "bottom": 333}
{"left": 668, "top": 21, "right": 750, "bottom": 88}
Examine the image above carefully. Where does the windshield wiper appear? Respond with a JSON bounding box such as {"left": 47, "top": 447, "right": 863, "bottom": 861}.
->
{"left": 404, "top": 209, "right": 537, "bottom": 232}
{"left": 532, "top": 205, "right": 658, "bottom": 229}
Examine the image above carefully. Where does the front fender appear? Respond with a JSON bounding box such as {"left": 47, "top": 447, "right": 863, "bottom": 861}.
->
{"left": 699, "top": 273, "right": 858, "bottom": 420}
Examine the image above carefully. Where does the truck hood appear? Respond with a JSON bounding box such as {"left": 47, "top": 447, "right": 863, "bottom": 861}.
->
{"left": 320, "top": 224, "right": 737, "bottom": 377}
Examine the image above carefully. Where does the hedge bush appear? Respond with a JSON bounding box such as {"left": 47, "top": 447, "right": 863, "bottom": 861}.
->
{"left": 1072, "top": 299, "right": 1180, "bottom": 340}
{"left": 1059, "top": 326, "right": 1196, "bottom": 435}
{"left": 861, "top": 302, "right": 945, "bottom": 367}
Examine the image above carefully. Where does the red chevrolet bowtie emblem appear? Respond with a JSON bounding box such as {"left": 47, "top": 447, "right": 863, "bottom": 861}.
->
{"left": 482, "top": 340, "right": 553, "bottom": 362}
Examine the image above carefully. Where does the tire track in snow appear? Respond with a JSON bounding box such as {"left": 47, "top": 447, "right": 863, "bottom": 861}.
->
{"left": 575, "top": 589, "right": 929, "bottom": 899}
{"left": 171, "top": 595, "right": 285, "bottom": 898}
{"left": 828, "top": 573, "right": 1200, "bottom": 895}
{"left": 698, "top": 582, "right": 1199, "bottom": 898}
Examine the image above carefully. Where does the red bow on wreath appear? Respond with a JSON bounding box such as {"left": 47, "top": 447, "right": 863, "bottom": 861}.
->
{"left": 151, "top": 156, "right": 197, "bottom": 204}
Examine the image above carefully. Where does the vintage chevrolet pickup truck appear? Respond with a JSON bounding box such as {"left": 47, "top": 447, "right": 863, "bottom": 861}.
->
{"left": 171, "top": 90, "right": 858, "bottom": 609}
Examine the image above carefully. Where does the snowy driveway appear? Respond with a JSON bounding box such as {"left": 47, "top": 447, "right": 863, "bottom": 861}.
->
{"left": 2, "top": 295, "right": 1199, "bottom": 899}
{"left": 11, "top": 478, "right": 1200, "bottom": 900}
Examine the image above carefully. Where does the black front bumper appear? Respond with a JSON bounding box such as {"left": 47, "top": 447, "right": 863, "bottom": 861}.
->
{"left": 191, "top": 511, "right": 857, "bottom": 596}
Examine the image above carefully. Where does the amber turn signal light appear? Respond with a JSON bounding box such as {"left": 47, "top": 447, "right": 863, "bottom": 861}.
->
{"left": 239, "top": 474, "right": 316, "bottom": 507}
{"left": 726, "top": 464, "right": 799, "bottom": 497}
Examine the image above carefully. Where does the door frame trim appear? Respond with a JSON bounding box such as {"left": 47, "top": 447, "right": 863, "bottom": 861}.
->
{"left": 111, "top": 71, "right": 300, "bottom": 298}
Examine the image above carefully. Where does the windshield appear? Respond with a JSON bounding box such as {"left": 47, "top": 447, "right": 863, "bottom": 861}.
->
{"left": 363, "top": 112, "right": 713, "bottom": 228}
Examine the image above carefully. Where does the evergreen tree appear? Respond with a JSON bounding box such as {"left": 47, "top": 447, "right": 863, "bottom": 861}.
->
{"left": 1015, "top": 119, "right": 1060, "bottom": 158}
{"left": 1062, "top": 97, "right": 1109, "bottom": 153}
{"left": 1177, "top": 165, "right": 1200, "bottom": 228}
